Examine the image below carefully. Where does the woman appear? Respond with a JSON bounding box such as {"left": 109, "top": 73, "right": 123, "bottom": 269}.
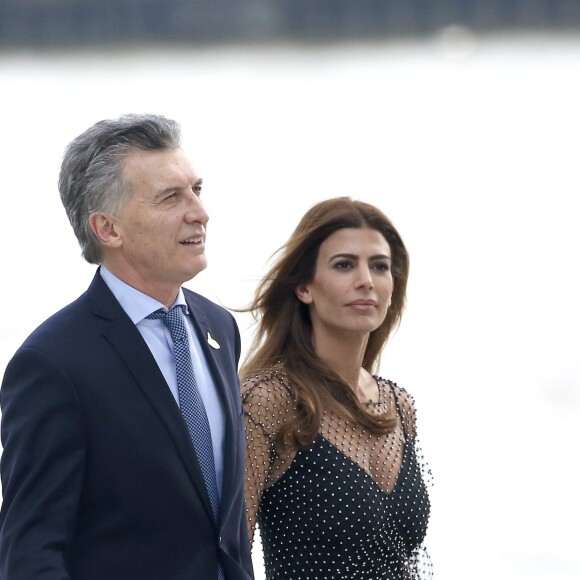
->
{"left": 241, "top": 198, "right": 432, "bottom": 579}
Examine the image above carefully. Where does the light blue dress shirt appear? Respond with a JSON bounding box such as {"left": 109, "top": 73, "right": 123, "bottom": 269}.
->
{"left": 100, "top": 266, "right": 225, "bottom": 497}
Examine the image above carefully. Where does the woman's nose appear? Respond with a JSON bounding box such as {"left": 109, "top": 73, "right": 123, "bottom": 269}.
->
{"left": 356, "top": 265, "right": 374, "bottom": 288}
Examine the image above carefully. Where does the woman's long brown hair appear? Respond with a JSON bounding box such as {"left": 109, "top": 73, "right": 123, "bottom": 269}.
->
{"left": 240, "top": 197, "right": 409, "bottom": 449}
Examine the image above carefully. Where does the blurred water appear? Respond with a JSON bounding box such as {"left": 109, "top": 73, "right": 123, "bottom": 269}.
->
{"left": 1, "top": 33, "right": 579, "bottom": 579}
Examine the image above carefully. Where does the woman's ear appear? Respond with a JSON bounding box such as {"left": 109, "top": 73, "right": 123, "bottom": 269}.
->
{"left": 89, "top": 212, "right": 122, "bottom": 248}
{"left": 295, "top": 284, "right": 313, "bottom": 305}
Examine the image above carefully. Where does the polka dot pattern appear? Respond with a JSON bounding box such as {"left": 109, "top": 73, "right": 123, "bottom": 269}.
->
{"left": 242, "top": 365, "right": 432, "bottom": 579}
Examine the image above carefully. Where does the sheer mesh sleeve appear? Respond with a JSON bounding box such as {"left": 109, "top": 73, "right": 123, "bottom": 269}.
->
{"left": 241, "top": 369, "right": 299, "bottom": 544}
{"left": 391, "top": 381, "right": 434, "bottom": 578}
{"left": 391, "top": 382, "right": 418, "bottom": 439}
{"left": 391, "top": 381, "right": 434, "bottom": 487}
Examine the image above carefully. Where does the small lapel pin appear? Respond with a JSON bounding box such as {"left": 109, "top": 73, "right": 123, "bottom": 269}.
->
{"left": 207, "top": 331, "right": 221, "bottom": 350}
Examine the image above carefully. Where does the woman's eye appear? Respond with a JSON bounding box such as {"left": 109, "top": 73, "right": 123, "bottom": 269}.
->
{"left": 334, "top": 261, "right": 353, "bottom": 270}
{"left": 372, "top": 262, "right": 390, "bottom": 272}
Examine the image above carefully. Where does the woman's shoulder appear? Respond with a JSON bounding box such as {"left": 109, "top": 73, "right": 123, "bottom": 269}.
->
{"left": 375, "top": 377, "right": 416, "bottom": 406}
{"left": 241, "top": 363, "right": 297, "bottom": 433}
{"left": 242, "top": 362, "right": 292, "bottom": 397}
{"left": 374, "top": 376, "right": 418, "bottom": 437}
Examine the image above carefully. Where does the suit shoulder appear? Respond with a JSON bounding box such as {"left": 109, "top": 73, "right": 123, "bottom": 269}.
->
{"left": 183, "top": 288, "right": 234, "bottom": 320}
{"left": 19, "top": 292, "right": 93, "bottom": 350}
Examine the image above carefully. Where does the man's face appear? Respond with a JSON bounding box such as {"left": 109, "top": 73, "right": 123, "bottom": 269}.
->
{"left": 104, "top": 147, "right": 208, "bottom": 305}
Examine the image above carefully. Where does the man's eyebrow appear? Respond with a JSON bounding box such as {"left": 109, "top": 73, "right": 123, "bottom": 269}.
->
{"left": 155, "top": 176, "right": 203, "bottom": 198}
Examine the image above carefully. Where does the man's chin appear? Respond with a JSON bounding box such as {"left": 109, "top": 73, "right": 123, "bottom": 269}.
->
{"left": 185, "top": 257, "right": 208, "bottom": 280}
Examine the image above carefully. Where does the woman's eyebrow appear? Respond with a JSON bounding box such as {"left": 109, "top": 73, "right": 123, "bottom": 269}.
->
{"left": 328, "top": 253, "right": 391, "bottom": 262}
{"left": 328, "top": 253, "right": 358, "bottom": 262}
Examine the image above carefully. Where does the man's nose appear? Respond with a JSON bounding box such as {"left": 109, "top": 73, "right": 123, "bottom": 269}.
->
{"left": 184, "top": 194, "right": 209, "bottom": 225}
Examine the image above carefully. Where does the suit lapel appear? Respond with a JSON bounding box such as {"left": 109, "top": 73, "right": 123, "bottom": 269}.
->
{"left": 88, "top": 273, "right": 216, "bottom": 524}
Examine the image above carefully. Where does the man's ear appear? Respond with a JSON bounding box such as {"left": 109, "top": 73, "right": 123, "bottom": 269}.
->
{"left": 89, "top": 212, "right": 122, "bottom": 248}
{"left": 295, "top": 284, "right": 313, "bottom": 305}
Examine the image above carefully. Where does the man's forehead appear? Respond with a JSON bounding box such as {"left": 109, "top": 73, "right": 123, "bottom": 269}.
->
{"left": 122, "top": 148, "right": 198, "bottom": 184}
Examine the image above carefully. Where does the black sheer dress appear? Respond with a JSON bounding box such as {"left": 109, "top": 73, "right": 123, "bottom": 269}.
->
{"left": 242, "top": 366, "right": 432, "bottom": 579}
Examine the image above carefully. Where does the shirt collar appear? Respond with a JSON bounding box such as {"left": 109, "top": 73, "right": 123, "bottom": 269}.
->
{"left": 99, "top": 266, "right": 188, "bottom": 324}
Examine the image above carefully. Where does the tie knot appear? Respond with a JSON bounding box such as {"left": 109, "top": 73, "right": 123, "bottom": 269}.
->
{"left": 147, "top": 305, "right": 188, "bottom": 342}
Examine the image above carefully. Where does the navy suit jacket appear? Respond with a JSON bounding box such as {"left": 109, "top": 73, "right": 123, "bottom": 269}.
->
{"left": 0, "top": 271, "right": 254, "bottom": 580}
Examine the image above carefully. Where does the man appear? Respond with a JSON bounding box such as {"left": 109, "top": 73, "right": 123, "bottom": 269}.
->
{"left": 0, "top": 114, "right": 254, "bottom": 580}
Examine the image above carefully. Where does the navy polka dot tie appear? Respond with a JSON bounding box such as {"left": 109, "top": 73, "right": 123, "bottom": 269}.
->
{"left": 148, "top": 306, "right": 224, "bottom": 580}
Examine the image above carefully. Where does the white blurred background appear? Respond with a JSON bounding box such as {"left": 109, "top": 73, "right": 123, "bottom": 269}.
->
{"left": 1, "top": 31, "right": 579, "bottom": 579}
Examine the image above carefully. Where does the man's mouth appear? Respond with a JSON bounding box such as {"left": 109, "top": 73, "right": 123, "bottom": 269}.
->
{"left": 181, "top": 235, "right": 204, "bottom": 245}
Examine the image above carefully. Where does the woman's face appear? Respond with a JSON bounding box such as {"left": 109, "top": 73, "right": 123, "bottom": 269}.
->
{"left": 296, "top": 227, "right": 393, "bottom": 340}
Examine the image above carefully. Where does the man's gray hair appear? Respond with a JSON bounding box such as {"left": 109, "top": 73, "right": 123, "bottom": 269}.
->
{"left": 59, "top": 113, "right": 182, "bottom": 264}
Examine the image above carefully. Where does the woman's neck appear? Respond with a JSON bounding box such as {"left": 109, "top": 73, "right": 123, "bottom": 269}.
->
{"left": 312, "top": 329, "right": 376, "bottom": 403}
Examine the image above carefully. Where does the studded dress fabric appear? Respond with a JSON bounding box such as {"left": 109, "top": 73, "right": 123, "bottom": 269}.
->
{"left": 242, "top": 365, "right": 432, "bottom": 580}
